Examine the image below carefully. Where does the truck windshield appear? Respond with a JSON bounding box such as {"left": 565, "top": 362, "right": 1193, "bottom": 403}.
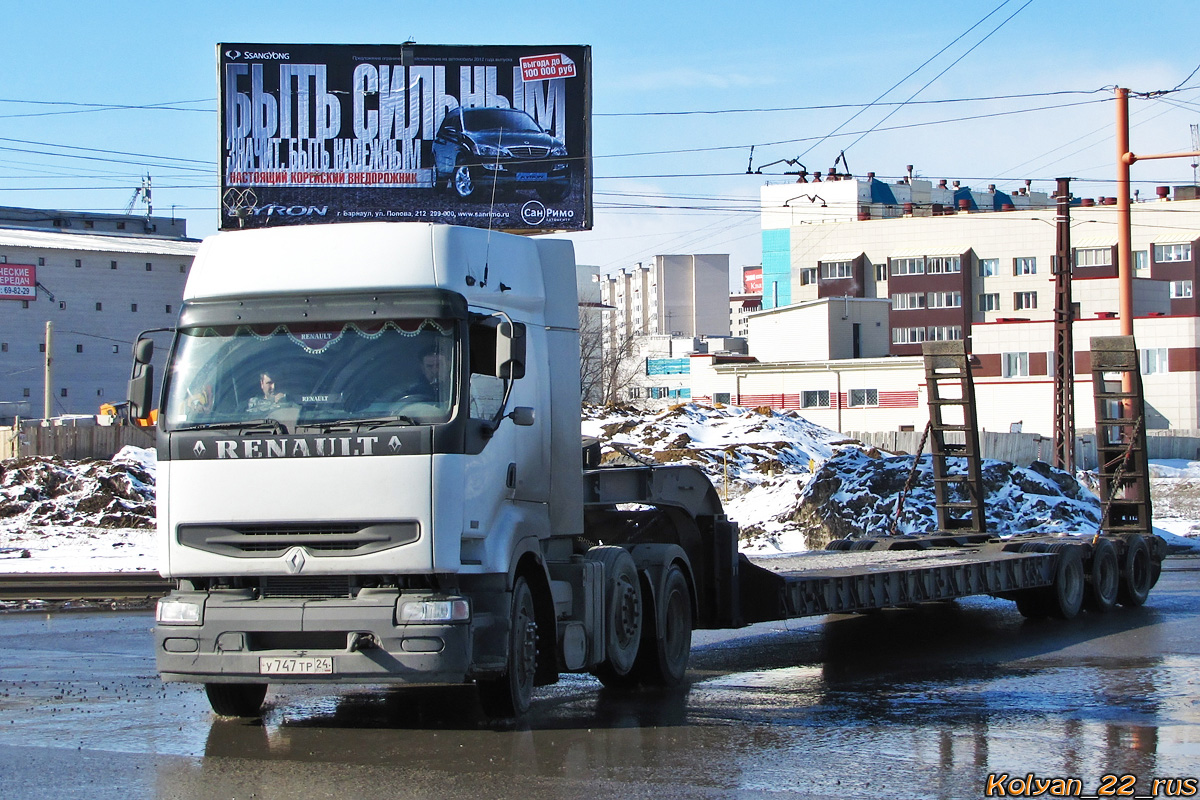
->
{"left": 162, "top": 319, "right": 457, "bottom": 431}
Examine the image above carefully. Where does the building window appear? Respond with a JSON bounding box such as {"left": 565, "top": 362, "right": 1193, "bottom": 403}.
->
{"left": 23, "top": 388, "right": 30, "bottom": 398}
{"left": 21, "top": 300, "right": 29, "bottom": 309}
{"left": 58, "top": 301, "right": 66, "bottom": 310}
{"left": 75, "top": 344, "right": 83, "bottom": 353}
{"left": 110, "top": 260, "right": 118, "bottom": 270}
{"left": 927, "top": 326, "right": 963, "bottom": 341}
{"left": 95, "top": 302, "right": 102, "bottom": 311}
{"left": 1075, "top": 247, "right": 1112, "bottom": 267}
{"left": 131, "top": 303, "right": 138, "bottom": 312}
{"left": 1002, "top": 352, "right": 1030, "bottom": 378}
{"left": 84, "top": 220, "right": 94, "bottom": 229}
{"left": 0, "top": 342, "right": 6, "bottom": 352}
{"left": 145, "top": 262, "right": 153, "bottom": 271}
{"left": 926, "top": 256, "right": 961, "bottom": 274}
{"left": 165, "top": 304, "right": 173, "bottom": 313}
{"left": 39, "top": 343, "right": 45, "bottom": 353}
{"left": 926, "top": 291, "right": 962, "bottom": 309}
{"left": 978, "top": 293, "right": 1000, "bottom": 312}
{"left": 714, "top": 392, "right": 731, "bottom": 405}
{"left": 37, "top": 257, "right": 45, "bottom": 266}
{"left": 848, "top": 389, "right": 878, "bottom": 407}
{"left": 1014, "top": 291, "right": 1038, "bottom": 310}
{"left": 1014, "top": 257, "right": 1037, "bottom": 275}
{"left": 74, "top": 259, "right": 82, "bottom": 268}
{"left": 1135, "top": 250, "right": 1149, "bottom": 270}
{"left": 820, "top": 261, "right": 853, "bottom": 279}
{"left": 892, "top": 327, "right": 926, "bottom": 344}
{"left": 802, "top": 390, "right": 831, "bottom": 408}
{"left": 112, "top": 345, "right": 120, "bottom": 354}
{"left": 979, "top": 258, "right": 999, "bottom": 277}
{"left": 116, "top": 222, "right": 126, "bottom": 230}
{"left": 96, "top": 388, "right": 104, "bottom": 397}
{"left": 1169, "top": 280, "right": 1193, "bottom": 299}
{"left": 800, "top": 267, "right": 817, "bottom": 286}
{"left": 875, "top": 264, "right": 887, "bottom": 282}
{"left": 1140, "top": 348, "right": 1168, "bottom": 375}
{"left": 891, "top": 257, "right": 925, "bottom": 276}
{"left": 60, "top": 388, "right": 68, "bottom": 397}
{"left": 179, "top": 264, "right": 187, "bottom": 273}
{"left": 1154, "top": 243, "right": 1193, "bottom": 262}
{"left": 891, "top": 292, "right": 925, "bottom": 310}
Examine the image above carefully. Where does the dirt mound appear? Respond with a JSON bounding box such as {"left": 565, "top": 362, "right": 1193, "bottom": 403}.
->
{"left": 0, "top": 453, "right": 156, "bottom": 529}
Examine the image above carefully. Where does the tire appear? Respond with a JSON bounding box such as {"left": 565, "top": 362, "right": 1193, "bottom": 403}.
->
{"left": 477, "top": 576, "right": 537, "bottom": 718}
{"left": 1084, "top": 538, "right": 1120, "bottom": 613}
{"left": 631, "top": 564, "right": 693, "bottom": 687}
{"left": 587, "top": 546, "right": 643, "bottom": 687}
{"left": 1117, "top": 534, "right": 1152, "bottom": 607}
{"left": 825, "top": 540, "right": 852, "bottom": 551}
{"left": 205, "top": 683, "right": 267, "bottom": 718}
{"left": 449, "top": 161, "right": 477, "bottom": 200}
{"left": 1044, "top": 544, "right": 1085, "bottom": 619}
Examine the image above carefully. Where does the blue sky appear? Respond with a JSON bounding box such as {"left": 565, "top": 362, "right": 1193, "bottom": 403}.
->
{"left": 2, "top": 1, "right": 1198, "bottom": 276}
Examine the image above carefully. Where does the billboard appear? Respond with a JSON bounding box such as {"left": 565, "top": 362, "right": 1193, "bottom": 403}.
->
{"left": 743, "top": 266, "right": 763, "bottom": 295}
{"left": 0, "top": 264, "right": 36, "bottom": 299}
{"left": 218, "top": 43, "right": 592, "bottom": 233}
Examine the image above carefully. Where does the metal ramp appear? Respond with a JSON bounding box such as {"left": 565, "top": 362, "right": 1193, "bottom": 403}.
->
{"left": 1089, "top": 336, "right": 1153, "bottom": 536}
{"left": 921, "top": 341, "right": 987, "bottom": 533}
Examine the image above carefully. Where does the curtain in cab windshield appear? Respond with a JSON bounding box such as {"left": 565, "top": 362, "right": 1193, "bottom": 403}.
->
{"left": 163, "top": 319, "right": 456, "bottom": 430}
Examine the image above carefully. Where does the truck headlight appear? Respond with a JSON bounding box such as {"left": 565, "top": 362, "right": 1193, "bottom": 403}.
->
{"left": 397, "top": 598, "right": 469, "bottom": 624}
{"left": 156, "top": 596, "right": 204, "bottom": 625}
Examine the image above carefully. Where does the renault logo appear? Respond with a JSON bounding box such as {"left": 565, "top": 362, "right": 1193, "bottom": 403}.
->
{"left": 284, "top": 547, "right": 306, "bottom": 574}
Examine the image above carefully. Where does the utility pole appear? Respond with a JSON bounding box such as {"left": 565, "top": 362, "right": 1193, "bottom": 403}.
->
{"left": 1052, "top": 178, "right": 1074, "bottom": 471}
{"left": 43, "top": 321, "right": 53, "bottom": 420}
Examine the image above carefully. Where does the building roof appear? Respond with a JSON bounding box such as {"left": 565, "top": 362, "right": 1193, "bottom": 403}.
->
{"left": 0, "top": 227, "right": 200, "bottom": 257}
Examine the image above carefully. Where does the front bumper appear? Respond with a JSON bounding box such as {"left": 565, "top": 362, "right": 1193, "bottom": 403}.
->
{"left": 155, "top": 589, "right": 488, "bottom": 685}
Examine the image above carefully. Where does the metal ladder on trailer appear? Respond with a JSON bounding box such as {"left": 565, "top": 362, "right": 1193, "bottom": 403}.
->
{"left": 1089, "top": 335, "right": 1153, "bottom": 536}
{"left": 921, "top": 341, "right": 987, "bottom": 533}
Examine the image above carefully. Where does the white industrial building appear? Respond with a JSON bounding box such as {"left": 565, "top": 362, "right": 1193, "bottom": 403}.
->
{"left": 0, "top": 207, "right": 198, "bottom": 420}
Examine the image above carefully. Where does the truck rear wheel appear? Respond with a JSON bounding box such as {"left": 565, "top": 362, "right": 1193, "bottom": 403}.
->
{"left": 631, "top": 564, "right": 692, "bottom": 687}
{"left": 1044, "top": 544, "right": 1085, "bottom": 619}
{"left": 477, "top": 576, "right": 538, "bottom": 718}
{"left": 1084, "top": 538, "right": 1119, "bottom": 612}
{"left": 1117, "top": 535, "right": 1152, "bottom": 607}
{"left": 588, "top": 546, "right": 643, "bottom": 687}
{"left": 205, "top": 683, "right": 267, "bottom": 717}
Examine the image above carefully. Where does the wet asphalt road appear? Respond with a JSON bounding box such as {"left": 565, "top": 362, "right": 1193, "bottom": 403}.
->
{"left": 0, "top": 563, "right": 1197, "bottom": 800}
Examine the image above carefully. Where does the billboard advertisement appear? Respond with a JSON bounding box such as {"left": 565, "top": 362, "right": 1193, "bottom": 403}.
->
{"left": 743, "top": 266, "right": 763, "bottom": 294}
{"left": 0, "top": 264, "right": 36, "bottom": 299}
{"left": 218, "top": 43, "right": 592, "bottom": 233}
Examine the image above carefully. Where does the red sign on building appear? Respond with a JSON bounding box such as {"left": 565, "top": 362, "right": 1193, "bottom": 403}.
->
{"left": 0, "top": 264, "right": 36, "bottom": 299}
{"left": 743, "top": 266, "right": 763, "bottom": 294}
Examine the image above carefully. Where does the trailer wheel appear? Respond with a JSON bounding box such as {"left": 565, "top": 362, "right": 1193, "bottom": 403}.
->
{"left": 1044, "top": 544, "right": 1085, "bottom": 619}
{"left": 205, "top": 683, "right": 267, "bottom": 718}
{"left": 631, "top": 563, "right": 693, "bottom": 687}
{"left": 478, "top": 576, "right": 537, "bottom": 718}
{"left": 1084, "top": 538, "right": 1119, "bottom": 613}
{"left": 1117, "top": 535, "right": 1152, "bottom": 607}
{"left": 588, "top": 546, "right": 643, "bottom": 687}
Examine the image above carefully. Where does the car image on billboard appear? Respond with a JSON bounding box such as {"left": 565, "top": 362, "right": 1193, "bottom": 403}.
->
{"left": 433, "top": 107, "right": 570, "bottom": 203}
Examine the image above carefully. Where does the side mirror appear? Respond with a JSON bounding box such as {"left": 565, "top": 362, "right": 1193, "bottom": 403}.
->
{"left": 128, "top": 337, "right": 154, "bottom": 419}
{"left": 495, "top": 321, "right": 526, "bottom": 380}
{"left": 508, "top": 406, "right": 535, "bottom": 427}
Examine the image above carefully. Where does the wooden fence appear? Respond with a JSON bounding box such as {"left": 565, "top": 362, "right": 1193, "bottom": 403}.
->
{"left": 2, "top": 419, "right": 155, "bottom": 460}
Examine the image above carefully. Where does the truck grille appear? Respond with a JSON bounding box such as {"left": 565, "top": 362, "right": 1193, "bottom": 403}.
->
{"left": 177, "top": 521, "right": 420, "bottom": 558}
{"left": 260, "top": 576, "right": 354, "bottom": 599}
{"left": 508, "top": 146, "right": 550, "bottom": 158}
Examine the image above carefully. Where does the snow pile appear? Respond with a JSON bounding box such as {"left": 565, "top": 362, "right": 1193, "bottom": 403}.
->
{"left": 0, "top": 446, "right": 156, "bottom": 529}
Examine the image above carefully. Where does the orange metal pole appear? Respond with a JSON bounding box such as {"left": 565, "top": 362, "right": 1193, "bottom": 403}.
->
{"left": 1115, "top": 87, "right": 1134, "bottom": 337}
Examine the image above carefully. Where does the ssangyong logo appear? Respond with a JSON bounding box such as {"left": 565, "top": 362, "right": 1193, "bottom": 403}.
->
{"left": 520, "top": 200, "right": 547, "bottom": 226}
{"left": 225, "top": 49, "right": 291, "bottom": 60}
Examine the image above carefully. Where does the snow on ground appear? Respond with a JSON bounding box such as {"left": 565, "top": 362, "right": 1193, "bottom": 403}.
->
{"left": 2, "top": 404, "right": 1198, "bottom": 573}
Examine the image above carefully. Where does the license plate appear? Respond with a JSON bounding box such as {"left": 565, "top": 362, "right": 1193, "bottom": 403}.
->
{"left": 259, "top": 656, "right": 334, "bottom": 675}
{"left": 516, "top": 172, "right": 547, "bottom": 182}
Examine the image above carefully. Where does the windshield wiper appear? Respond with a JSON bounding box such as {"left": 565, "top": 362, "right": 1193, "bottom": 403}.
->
{"left": 174, "top": 418, "right": 289, "bottom": 434}
{"left": 302, "top": 415, "right": 416, "bottom": 432}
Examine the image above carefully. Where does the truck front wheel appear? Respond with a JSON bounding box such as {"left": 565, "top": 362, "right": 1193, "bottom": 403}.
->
{"left": 205, "top": 683, "right": 267, "bottom": 717}
{"left": 477, "top": 576, "right": 537, "bottom": 718}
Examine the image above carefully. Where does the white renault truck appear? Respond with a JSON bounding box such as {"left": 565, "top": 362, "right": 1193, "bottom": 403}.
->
{"left": 137, "top": 222, "right": 1164, "bottom": 719}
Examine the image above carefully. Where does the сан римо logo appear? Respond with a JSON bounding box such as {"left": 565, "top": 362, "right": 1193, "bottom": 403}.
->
{"left": 520, "top": 200, "right": 547, "bottom": 226}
